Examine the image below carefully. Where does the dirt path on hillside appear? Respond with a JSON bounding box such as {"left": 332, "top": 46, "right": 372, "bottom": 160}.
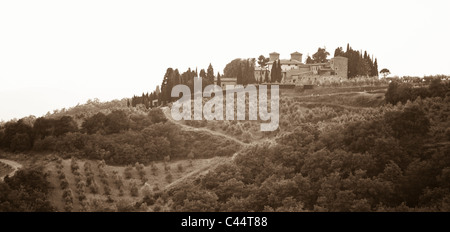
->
{"left": 0, "top": 159, "right": 23, "bottom": 181}
{"left": 160, "top": 89, "right": 375, "bottom": 190}
{"left": 162, "top": 107, "right": 247, "bottom": 146}
{"left": 291, "top": 101, "right": 371, "bottom": 110}
{"left": 161, "top": 106, "right": 279, "bottom": 190}
{"left": 164, "top": 156, "right": 230, "bottom": 190}
{"left": 164, "top": 140, "right": 277, "bottom": 190}
{"left": 161, "top": 106, "right": 252, "bottom": 190}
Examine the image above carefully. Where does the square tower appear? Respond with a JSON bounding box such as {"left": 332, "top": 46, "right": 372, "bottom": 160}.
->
{"left": 330, "top": 56, "right": 348, "bottom": 78}
{"left": 269, "top": 52, "right": 280, "bottom": 62}
{"left": 290, "top": 52, "right": 303, "bottom": 62}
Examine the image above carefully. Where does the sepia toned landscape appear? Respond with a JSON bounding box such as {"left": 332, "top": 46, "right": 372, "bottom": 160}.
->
{"left": 1, "top": 0, "right": 449, "bottom": 214}
{"left": 1, "top": 70, "right": 449, "bottom": 211}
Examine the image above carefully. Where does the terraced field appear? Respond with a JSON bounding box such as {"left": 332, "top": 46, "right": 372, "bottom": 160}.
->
{"left": 44, "top": 157, "right": 226, "bottom": 211}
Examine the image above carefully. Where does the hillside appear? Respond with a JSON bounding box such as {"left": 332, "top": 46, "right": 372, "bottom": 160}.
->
{"left": 158, "top": 81, "right": 450, "bottom": 212}
{"left": 1, "top": 80, "right": 449, "bottom": 212}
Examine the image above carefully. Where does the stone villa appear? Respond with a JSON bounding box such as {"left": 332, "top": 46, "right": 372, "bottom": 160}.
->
{"left": 215, "top": 51, "right": 348, "bottom": 88}
{"left": 254, "top": 52, "right": 348, "bottom": 84}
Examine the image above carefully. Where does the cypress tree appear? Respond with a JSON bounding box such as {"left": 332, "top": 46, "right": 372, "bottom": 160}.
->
{"left": 161, "top": 68, "right": 174, "bottom": 104}
{"left": 174, "top": 69, "right": 181, "bottom": 86}
{"left": 270, "top": 61, "right": 276, "bottom": 83}
{"left": 217, "top": 72, "right": 221, "bottom": 87}
{"left": 373, "top": 58, "right": 379, "bottom": 77}
{"left": 277, "top": 59, "right": 282, "bottom": 82}
{"left": 237, "top": 63, "right": 243, "bottom": 85}
{"left": 247, "top": 59, "right": 256, "bottom": 84}
{"left": 243, "top": 59, "right": 249, "bottom": 85}
{"left": 206, "top": 63, "right": 214, "bottom": 84}
{"left": 199, "top": 69, "right": 206, "bottom": 79}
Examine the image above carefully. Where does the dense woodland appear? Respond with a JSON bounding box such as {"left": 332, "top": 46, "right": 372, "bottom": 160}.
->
{"left": 0, "top": 108, "right": 240, "bottom": 165}
{"left": 0, "top": 168, "right": 54, "bottom": 211}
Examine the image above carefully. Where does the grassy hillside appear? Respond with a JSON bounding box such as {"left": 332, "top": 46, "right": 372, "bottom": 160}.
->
{"left": 1, "top": 80, "right": 449, "bottom": 212}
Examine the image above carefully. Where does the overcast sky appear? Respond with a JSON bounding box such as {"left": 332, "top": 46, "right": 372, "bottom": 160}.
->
{"left": 1, "top": 0, "right": 449, "bottom": 121}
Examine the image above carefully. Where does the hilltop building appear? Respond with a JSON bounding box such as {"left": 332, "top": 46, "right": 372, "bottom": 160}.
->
{"left": 255, "top": 51, "right": 348, "bottom": 84}
{"left": 217, "top": 51, "right": 349, "bottom": 86}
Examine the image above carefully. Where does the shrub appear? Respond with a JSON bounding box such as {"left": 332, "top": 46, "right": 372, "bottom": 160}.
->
{"left": 164, "top": 163, "right": 170, "bottom": 172}
{"left": 83, "top": 162, "right": 91, "bottom": 173}
{"left": 104, "top": 186, "right": 111, "bottom": 196}
{"left": 135, "top": 162, "right": 144, "bottom": 171}
{"left": 60, "top": 179, "right": 69, "bottom": 189}
{"left": 165, "top": 173, "right": 173, "bottom": 183}
{"left": 138, "top": 169, "right": 146, "bottom": 179}
{"left": 64, "top": 203, "right": 73, "bottom": 212}
{"left": 64, "top": 195, "right": 73, "bottom": 204}
{"left": 177, "top": 163, "right": 183, "bottom": 173}
{"left": 78, "top": 194, "right": 87, "bottom": 202}
{"left": 56, "top": 163, "right": 63, "bottom": 170}
{"left": 86, "top": 175, "right": 94, "bottom": 186}
{"left": 151, "top": 164, "right": 158, "bottom": 176}
{"left": 90, "top": 183, "right": 99, "bottom": 194}
{"left": 76, "top": 180, "right": 86, "bottom": 190}
{"left": 124, "top": 166, "right": 133, "bottom": 179}
{"left": 62, "top": 189, "right": 72, "bottom": 199}
{"left": 100, "top": 177, "right": 108, "bottom": 186}
{"left": 114, "top": 176, "right": 124, "bottom": 189}
{"left": 130, "top": 182, "right": 139, "bottom": 197}
{"left": 97, "top": 160, "right": 106, "bottom": 169}
{"left": 70, "top": 158, "right": 79, "bottom": 172}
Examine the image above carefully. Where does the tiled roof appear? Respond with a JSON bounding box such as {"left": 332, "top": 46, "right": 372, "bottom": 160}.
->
{"left": 277, "top": 59, "right": 303, "bottom": 65}
{"left": 305, "top": 62, "right": 329, "bottom": 66}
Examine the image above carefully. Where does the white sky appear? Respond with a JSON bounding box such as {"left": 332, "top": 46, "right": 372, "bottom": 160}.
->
{"left": 1, "top": 0, "right": 449, "bottom": 121}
